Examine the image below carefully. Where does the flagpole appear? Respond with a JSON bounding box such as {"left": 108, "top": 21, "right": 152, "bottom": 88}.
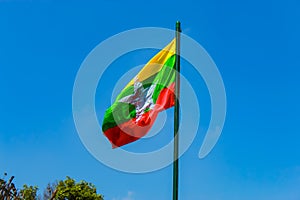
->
{"left": 173, "top": 21, "right": 181, "bottom": 200}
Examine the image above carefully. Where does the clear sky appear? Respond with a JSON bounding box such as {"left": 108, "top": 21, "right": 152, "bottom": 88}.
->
{"left": 1, "top": 0, "right": 300, "bottom": 199}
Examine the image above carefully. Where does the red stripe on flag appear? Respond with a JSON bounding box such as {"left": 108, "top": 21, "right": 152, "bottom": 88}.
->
{"left": 104, "top": 83, "right": 175, "bottom": 148}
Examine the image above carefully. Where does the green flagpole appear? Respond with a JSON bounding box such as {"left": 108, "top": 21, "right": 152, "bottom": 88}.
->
{"left": 173, "top": 21, "right": 181, "bottom": 200}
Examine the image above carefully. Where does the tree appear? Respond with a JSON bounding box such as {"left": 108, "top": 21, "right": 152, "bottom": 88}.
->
{"left": 43, "top": 183, "right": 57, "bottom": 200}
{"left": 53, "top": 177, "right": 103, "bottom": 200}
{"left": 19, "top": 185, "right": 38, "bottom": 200}
{"left": 0, "top": 174, "right": 104, "bottom": 200}
{"left": 0, "top": 173, "right": 40, "bottom": 200}
{"left": 0, "top": 173, "right": 18, "bottom": 199}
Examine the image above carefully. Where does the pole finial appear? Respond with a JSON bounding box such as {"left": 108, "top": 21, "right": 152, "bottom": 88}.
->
{"left": 176, "top": 21, "right": 181, "bottom": 32}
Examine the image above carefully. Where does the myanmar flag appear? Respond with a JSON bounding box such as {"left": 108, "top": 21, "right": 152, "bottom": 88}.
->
{"left": 102, "top": 39, "right": 177, "bottom": 148}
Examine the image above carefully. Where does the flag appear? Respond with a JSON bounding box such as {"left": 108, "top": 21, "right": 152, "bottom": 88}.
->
{"left": 102, "top": 39, "right": 177, "bottom": 148}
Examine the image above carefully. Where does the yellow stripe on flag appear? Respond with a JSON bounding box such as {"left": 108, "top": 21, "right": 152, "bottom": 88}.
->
{"left": 125, "top": 39, "right": 176, "bottom": 88}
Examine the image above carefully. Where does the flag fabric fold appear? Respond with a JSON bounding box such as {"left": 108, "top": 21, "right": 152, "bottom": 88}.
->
{"left": 102, "top": 39, "right": 176, "bottom": 148}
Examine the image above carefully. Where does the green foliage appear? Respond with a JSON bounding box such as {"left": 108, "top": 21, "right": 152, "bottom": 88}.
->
{"left": 53, "top": 177, "right": 103, "bottom": 200}
{"left": 19, "top": 185, "right": 38, "bottom": 200}
{"left": 0, "top": 174, "right": 104, "bottom": 200}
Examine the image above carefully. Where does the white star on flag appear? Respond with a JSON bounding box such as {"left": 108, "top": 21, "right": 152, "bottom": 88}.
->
{"left": 118, "top": 77, "right": 157, "bottom": 123}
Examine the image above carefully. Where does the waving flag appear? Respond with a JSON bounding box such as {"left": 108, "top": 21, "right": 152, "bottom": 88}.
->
{"left": 102, "top": 39, "right": 177, "bottom": 148}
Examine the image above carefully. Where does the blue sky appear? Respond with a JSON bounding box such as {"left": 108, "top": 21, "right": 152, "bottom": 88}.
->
{"left": 1, "top": 0, "right": 300, "bottom": 199}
